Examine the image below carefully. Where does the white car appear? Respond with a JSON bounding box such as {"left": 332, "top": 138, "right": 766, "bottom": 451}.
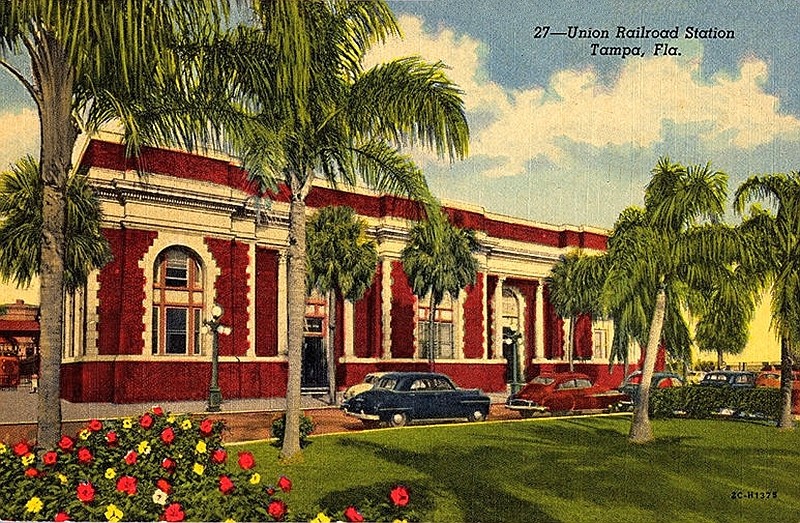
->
{"left": 342, "top": 372, "right": 390, "bottom": 400}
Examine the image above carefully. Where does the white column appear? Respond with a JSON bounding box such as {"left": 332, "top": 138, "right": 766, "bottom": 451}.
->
{"left": 246, "top": 243, "right": 256, "bottom": 357}
{"left": 481, "top": 273, "right": 489, "bottom": 359}
{"left": 493, "top": 276, "right": 505, "bottom": 359}
{"left": 535, "top": 280, "right": 545, "bottom": 360}
{"left": 381, "top": 258, "right": 392, "bottom": 359}
{"left": 277, "top": 251, "right": 288, "bottom": 355}
{"left": 454, "top": 291, "right": 464, "bottom": 359}
{"left": 343, "top": 300, "right": 355, "bottom": 358}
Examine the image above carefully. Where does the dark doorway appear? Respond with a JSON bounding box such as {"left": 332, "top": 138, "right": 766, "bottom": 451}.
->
{"left": 301, "top": 336, "right": 328, "bottom": 391}
{"left": 503, "top": 327, "right": 522, "bottom": 392}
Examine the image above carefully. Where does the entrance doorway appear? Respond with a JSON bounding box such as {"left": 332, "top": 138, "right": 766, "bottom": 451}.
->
{"left": 503, "top": 326, "right": 523, "bottom": 393}
{"left": 301, "top": 316, "right": 328, "bottom": 393}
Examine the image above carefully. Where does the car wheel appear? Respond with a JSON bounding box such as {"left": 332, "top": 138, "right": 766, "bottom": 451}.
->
{"left": 389, "top": 412, "right": 408, "bottom": 427}
{"left": 468, "top": 409, "right": 487, "bottom": 422}
{"left": 520, "top": 410, "right": 535, "bottom": 419}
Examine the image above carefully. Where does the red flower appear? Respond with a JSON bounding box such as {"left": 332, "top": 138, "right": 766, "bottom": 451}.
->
{"left": 198, "top": 418, "right": 214, "bottom": 436}
{"left": 24, "top": 467, "right": 39, "bottom": 478}
{"left": 116, "top": 475, "right": 138, "bottom": 496}
{"left": 156, "top": 478, "right": 172, "bottom": 495}
{"left": 266, "top": 487, "right": 276, "bottom": 496}
{"left": 161, "top": 457, "right": 176, "bottom": 473}
{"left": 218, "top": 475, "right": 235, "bottom": 495}
{"left": 390, "top": 485, "right": 410, "bottom": 507}
{"left": 152, "top": 405, "right": 165, "bottom": 416}
{"left": 267, "top": 500, "right": 287, "bottom": 521}
{"left": 105, "top": 431, "right": 118, "bottom": 446}
{"left": 58, "top": 435, "right": 75, "bottom": 453}
{"left": 211, "top": 448, "right": 227, "bottom": 464}
{"left": 54, "top": 512, "right": 70, "bottom": 522}
{"left": 88, "top": 418, "right": 103, "bottom": 432}
{"left": 77, "top": 447, "right": 93, "bottom": 464}
{"left": 139, "top": 413, "right": 154, "bottom": 429}
{"left": 277, "top": 475, "right": 292, "bottom": 493}
{"left": 161, "top": 427, "right": 176, "bottom": 445}
{"left": 343, "top": 506, "right": 364, "bottom": 522}
{"left": 43, "top": 450, "right": 59, "bottom": 466}
{"left": 77, "top": 482, "right": 95, "bottom": 503}
{"left": 124, "top": 450, "right": 138, "bottom": 465}
{"left": 237, "top": 451, "right": 256, "bottom": 470}
{"left": 163, "top": 503, "right": 185, "bottom": 522}
{"left": 12, "top": 441, "right": 31, "bottom": 456}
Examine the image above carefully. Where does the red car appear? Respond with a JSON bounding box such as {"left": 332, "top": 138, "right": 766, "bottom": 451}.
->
{"left": 505, "top": 372, "right": 629, "bottom": 417}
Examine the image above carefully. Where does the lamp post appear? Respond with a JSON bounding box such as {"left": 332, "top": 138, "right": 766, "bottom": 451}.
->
{"left": 504, "top": 329, "right": 522, "bottom": 395}
{"left": 202, "top": 304, "right": 231, "bottom": 412}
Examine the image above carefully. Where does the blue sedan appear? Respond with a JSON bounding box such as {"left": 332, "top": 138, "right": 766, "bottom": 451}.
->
{"left": 341, "top": 372, "right": 491, "bottom": 427}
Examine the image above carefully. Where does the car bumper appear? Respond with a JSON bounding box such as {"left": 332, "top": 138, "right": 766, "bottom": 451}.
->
{"left": 505, "top": 399, "right": 548, "bottom": 412}
{"left": 341, "top": 408, "right": 380, "bottom": 421}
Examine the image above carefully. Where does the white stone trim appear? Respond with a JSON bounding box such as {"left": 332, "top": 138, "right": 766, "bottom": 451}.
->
{"left": 381, "top": 258, "right": 392, "bottom": 360}
{"left": 343, "top": 300, "right": 355, "bottom": 358}
{"left": 245, "top": 242, "right": 256, "bottom": 357}
{"left": 535, "top": 280, "right": 545, "bottom": 360}
{"left": 277, "top": 251, "right": 288, "bottom": 355}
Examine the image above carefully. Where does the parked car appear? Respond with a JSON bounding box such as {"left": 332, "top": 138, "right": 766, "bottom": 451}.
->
{"left": 697, "top": 370, "right": 756, "bottom": 388}
{"left": 341, "top": 372, "right": 490, "bottom": 427}
{"left": 342, "top": 371, "right": 390, "bottom": 400}
{"left": 616, "top": 371, "right": 684, "bottom": 411}
{"left": 755, "top": 370, "right": 800, "bottom": 389}
{"left": 505, "top": 372, "right": 629, "bottom": 417}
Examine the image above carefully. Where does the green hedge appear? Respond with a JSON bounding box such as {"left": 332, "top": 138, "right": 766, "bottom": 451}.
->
{"left": 649, "top": 386, "right": 782, "bottom": 420}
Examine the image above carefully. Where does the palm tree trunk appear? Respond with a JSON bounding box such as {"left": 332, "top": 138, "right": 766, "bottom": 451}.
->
{"left": 629, "top": 284, "right": 666, "bottom": 444}
{"left": 777, "top": 337, "right": 795, "bottom": 430}
{"left": 326, "top": 289, "right": 337, "bottom": 405}
{"left": 281, "top": 194, "right": 307, "bottom": 460}
{"left": 568, "top": 316, "right": 576, "bottom": 372}
{"left": 717, "top": 348, "right": 724, "bottom": 370}
{"left": 34, "top": 32, "right": 77, "bottom": 449}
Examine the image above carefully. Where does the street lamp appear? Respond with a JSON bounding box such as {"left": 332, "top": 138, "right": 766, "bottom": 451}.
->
{"left": 504, "top": 330, "right": 522, "bottom": 395}
{"left": 201, "top": 304, "right": 231, "bottom": 412}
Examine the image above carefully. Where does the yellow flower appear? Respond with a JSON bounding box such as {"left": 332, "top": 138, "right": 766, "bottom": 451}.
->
{"left": 311, "top": 513, "right": 331, "bottom": 523}
{"left": 105, "top": 504, "right": 124, "bottom": 522}
{"left": 223, "top": 519, "right": 236, "bottom": 523}
{"left": 21, "top": 453, "right": 35, "bottom": 466}
{"left": 392, "top": 520, "right": 408, "bottom": 523}
{"left": 79, "top": 429, "right": 91, "bottom": 440}
{"left": 0, "top": 442, "right": 7, "bottom": 454}
{"left": 122, "top": 418, "right": 133, "bottom": 429}
{"left": 181, "top": 419, "right": 192, "bottom": 430}
{"left": 167, "top": 414, "right": 177, "bottom": 424}
{"left": 195, "top": 440, "right": 207, "bottom": 454}
{"left": 55, "top": 473, "right": 68, "bottom": 485}
{"left": 105, "top": 468, "right": 116, "bottom": 479}
{"left": 249, "top": 473, "right": 261, "bottom": 485}
{"left": 193, "top": 462, "right": 205, "bottom": 475}
{"left": 137, "top": 440, "right": 151, "bottom": 454}
{"left": 25, "top": 497, "right": 43, "bottom": 514}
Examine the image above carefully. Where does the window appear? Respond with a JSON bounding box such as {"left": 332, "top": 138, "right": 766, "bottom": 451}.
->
{"left": 417, "top": 294, "right": 455, "bottom": 359}
{"left": 152, "top": 247, "right": 203, "bottom": 355}
{"left": 593, "top": 328, "right": 609, "bottom": 360}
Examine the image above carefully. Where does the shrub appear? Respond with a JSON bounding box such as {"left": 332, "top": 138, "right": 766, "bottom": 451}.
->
{"left": 270, "top": 413, "right": 315, "bottom": 448}
{"left": 649, "top": 386, "right": 782, "bottom": 420}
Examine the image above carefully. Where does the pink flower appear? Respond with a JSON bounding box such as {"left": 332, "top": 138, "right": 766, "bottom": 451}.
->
{"left": 163, "top": 503, "right": 185, "bottom": 522}
{"left": 58, "top": 435, "right": 75, "bottom": 453}
{"left": 157, "top": 478, "right": 172, "bottom": 495}
{"left": 211, "top": 448, "right": 227, "bottom": 464}
{"left": 218, "top": 475, "right": 235, "bottom": 495}
{"left": 277, "top": 475, "right": 292, "bottom": 493}
{"left": 77, "top": 482, "right": 95, "bottom": 503}
{"left": 124, "top": 450, "right": 138, "bottom": 465}
{"left": 105, "top": 431, "right": 118, "bottom": 446}
{"left": 88, "top": 418, "right": 103, "bottom": 432}
{"left": 161, "top": 427, "right": 176, "bottom": 445}
{"left": 343, "top": 506, "right": 364, "bottom": 522}
{"left": 77, "top": 447, "right": 93, "bottom": 464}
{"left": 267, "top": 500, "right": 287, "bottom": 521}
{"left": 139, "top": 413, "right": 154, "bottom": 429}
{"left": 237, "top": 451, "right": 255, "bottom": 470}
{"left": 54, "top": 512, "right": 70, "bottom": 522}
{"left": 198, "top": 418, "right": 214, "bottom": 436}
{"left": 43, "top": 451, "right": 58, "bottom": 466}
{"left": 116, "top": 475, "right": 137, "bottom": 495}
{"left": 12, "top": 441, "right": 31, "bottom": 456}
{"left": 390, "top": 485, "right": 410, "bottom": 507}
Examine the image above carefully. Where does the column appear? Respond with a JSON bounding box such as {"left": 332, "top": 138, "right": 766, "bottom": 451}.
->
{"left": 535, "top": 280, "right": 544, "bottom": 360}
{"left": 493, "top": 276, "right": 505, "bottom": 360}
{"left": 246, "top": 243, "right": 256, "bottom": 357}
{"left": 482, "top": 272, "right": 489, "bottom": 359}
{"left": 277, "top": 251, "right": 288, "bottom": 355}
{"left": 380, "top": 258, "right": 392, "bottom": 359}
{"left": 343, "top": 300, "right": 355, "bottom": 358}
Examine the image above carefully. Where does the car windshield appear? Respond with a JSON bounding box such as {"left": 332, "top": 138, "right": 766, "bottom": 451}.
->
{"left": 375, "top": 377, "right": 398, "bottom": 390}
{"left": 705, "top": 374, "right": 727, "bottom": 382}
{"left": 530, "top": 376, "right": 555, "bottom": 385}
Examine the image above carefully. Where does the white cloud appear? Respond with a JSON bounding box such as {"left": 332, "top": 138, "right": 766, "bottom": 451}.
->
{"left": 0, "top": 107, "right": 38, "bottom": 170}
{"left": 365, "top": 15, "right": 800, "bottom": 178}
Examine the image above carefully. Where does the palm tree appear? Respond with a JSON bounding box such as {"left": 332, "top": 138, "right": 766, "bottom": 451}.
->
{"left": 734, "top": 173, "right": 800, "bottom": 429}
{"left": 401, "top": 216, "right": 479, "bottom": 370}
{"left": 234, "top": 1, "right": 469, "bottom": 460}
{"left": 0, "top": 155, "right": 111, "bottom": 292}
{"left": 604, "top": 158, "right": 734, "bottom": 443}
{"left": 306, "top": 205, "right": 378, "bottom": 404}
{"left": 545, "top": 251, "right": 608, "bottom": 372}
{"left": 0, "top": 0, "right": 232, "bottom": 447}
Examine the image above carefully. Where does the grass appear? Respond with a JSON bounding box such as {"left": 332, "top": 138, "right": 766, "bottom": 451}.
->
{"left": 234, "top": 415, "right": 800, "bottom": 523}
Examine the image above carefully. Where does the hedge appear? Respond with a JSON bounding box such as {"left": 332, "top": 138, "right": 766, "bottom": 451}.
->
{"left": 649, "top": 386, "right": 782, "bottom": 420}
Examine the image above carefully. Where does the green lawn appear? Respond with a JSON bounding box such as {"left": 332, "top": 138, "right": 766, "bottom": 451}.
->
{"left": 233, "top": 415, "right": 800, "bottom": 523}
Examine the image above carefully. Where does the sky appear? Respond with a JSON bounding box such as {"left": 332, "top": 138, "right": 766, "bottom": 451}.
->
{"left": 1, "top": 1, "right": 799, "bottom": 229}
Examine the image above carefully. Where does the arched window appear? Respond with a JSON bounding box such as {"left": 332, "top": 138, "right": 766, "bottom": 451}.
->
{"left": 502, "top": 287, "right": 520, "bottom": 332}
{"left": 152, "top": 247, "right": 204, "bottom": 355}
{"left": 417, "top": 293, "right": 455, "bottom": 359}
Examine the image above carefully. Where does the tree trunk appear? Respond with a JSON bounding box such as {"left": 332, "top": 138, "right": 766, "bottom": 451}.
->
{"left": 629, "top": 284, "right": 666, "bottom": 444}
{"left": 33, "top": 32, "right": 77, "bottom": 449}
{"left": 326, "top": 289, "right": 337, "bottom": 405}
{"left": 568, "top": 315, "right": 576, "bottom": 372}
{"left": 717, "top": 348, "right": 724, "bottom": 370}
{"left": 777, "top": 337, "right": 795, "bottom": 430}
{"left": 280, "top": 195, "right": 307, "bottom": 460}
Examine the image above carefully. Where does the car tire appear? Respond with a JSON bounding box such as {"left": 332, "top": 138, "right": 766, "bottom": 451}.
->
{"left": 468, "top": 409, "right": 487, "bottom": 422}
{"left": 520, "top": 410, "right": 535, "bottom": 419}
{"left": 389, "top": 412, "right": 408, "bottom": 427}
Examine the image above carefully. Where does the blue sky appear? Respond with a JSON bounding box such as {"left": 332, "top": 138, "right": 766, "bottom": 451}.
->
{"left": 1, "top": 1, "right": 799, "bottom": 229}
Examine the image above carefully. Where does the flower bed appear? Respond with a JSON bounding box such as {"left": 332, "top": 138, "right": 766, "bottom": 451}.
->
{"left": 0, "top": 407, "right": 415, "bottom": 522}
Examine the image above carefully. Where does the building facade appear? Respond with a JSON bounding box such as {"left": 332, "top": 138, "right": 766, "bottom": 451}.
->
{"left": 57, "top": 135, "right": 635, "bottom": 403}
